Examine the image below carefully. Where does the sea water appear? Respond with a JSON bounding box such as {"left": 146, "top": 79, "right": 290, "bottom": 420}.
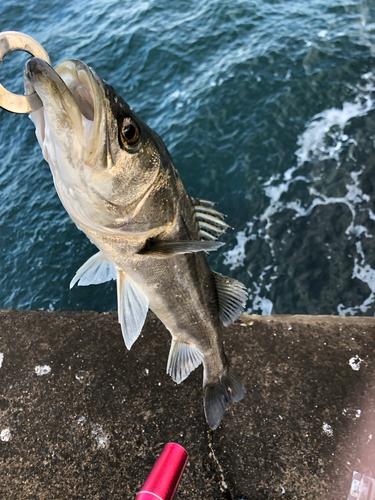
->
{"left": 1, "top": 0, "right": 375, "bottom": 316}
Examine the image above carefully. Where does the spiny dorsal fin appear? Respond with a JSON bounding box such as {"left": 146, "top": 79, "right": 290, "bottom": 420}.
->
{"left": 167, "top": 339, "right": 203, "bottom": 384}
{"left": 70, "top": 252, "right": 117, "bottom": 289}
{"left": 191, "top": 197, "right": 217, "bottom": 207}
{"left": 191, "top": 197, "right": 231, "bottom": 241}
{"left": 213, "top": 271, "right": 248, "bottom": 326}
{"left": 117, "top": 270, "right": 149, "bottom": 350}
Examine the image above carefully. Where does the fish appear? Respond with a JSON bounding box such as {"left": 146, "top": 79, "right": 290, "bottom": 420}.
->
{"left": 23, "top": 57, "right": 247, "bottom": 429}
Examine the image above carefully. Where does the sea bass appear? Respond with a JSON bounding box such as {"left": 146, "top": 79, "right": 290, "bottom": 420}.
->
{"left": 24, "top": 57, "right": 247, "bottom": 429}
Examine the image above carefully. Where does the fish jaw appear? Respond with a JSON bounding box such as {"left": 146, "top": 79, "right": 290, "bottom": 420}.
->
{"left": 24, "top": 57, "right": 105, "bottom": 167}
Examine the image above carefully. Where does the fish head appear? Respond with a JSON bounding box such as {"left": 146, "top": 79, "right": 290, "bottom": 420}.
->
{"left": 24, "top": 58, "right": 165, "bottom": 234}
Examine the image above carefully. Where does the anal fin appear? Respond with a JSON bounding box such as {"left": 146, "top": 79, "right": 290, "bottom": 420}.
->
{"left": 213, "top": 272, "right": 248, "bottom": 326}
{"left": 167, "top": 339, "right": 203, "bottom": 384}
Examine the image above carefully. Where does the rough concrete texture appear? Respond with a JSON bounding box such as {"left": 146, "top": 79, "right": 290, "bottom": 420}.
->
{"left": 0, "top": 310, "right": 374, "bottom": 499}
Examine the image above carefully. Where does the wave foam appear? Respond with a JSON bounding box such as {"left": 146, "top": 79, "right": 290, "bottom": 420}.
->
{"left": 224, "top": 73, "right": 375, "bottom": 315}
{"left": 295, "top": 97, "right": 373, "bottom": 167}
{"left": 223, "top": 222, "right": 256, "bottom": 270}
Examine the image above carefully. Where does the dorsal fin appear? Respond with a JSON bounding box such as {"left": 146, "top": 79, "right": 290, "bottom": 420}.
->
{"left": 191, "top": 197, "right": 231, "bottom": 241}
{"left": 167, "top": 339, "right": 203, "bottom": 384}
{"left": 213, "top": 271, "right": 248, "bottom": 326}
{"left": 191, "top": 197, "right": 217, "bottom": 207}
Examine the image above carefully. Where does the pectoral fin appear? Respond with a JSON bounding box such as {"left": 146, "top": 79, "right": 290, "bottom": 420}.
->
{"left": 70, "top": 252, "right": 117, "bottom": 289}
{"left": 117, "top": 271, "right": 149, "bottom": 350}
{"left": 213, "top": 271, "right": 248, "bottom": 326}
{"left": 167, "top": 339, "right": 203, "bottom": 384}
{"left": 138, "top": 239, "right": 224, "bottom": 256}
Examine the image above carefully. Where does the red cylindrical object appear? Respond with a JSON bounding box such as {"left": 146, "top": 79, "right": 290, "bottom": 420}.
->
{"left": 136, "top": 443, "right": 189, "bottom": 500}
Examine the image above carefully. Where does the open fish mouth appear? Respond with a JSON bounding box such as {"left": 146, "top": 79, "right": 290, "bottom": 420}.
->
{"left": 24, "top": 57, "right": 105, "bottom": 166}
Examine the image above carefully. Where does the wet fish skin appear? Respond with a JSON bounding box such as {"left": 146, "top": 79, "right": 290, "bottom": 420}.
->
{"left": 24, "top": 57, "right": 247, "bottom": 429}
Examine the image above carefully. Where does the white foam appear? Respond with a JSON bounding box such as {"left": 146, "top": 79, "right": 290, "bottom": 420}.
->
{"left": 226, "top": 73, "right": 375, "bottom": 316}
{"left": 246, "top": 266, "right": 274, "bottom": 315}
{"left": 261, "top": 76, "right": 375, "bottom": 314}
{"left": 338, "top": 249, "right": 375, "bottom": 315}
{"left": 295, "top": 96, "right": 374, "bottom": 167}
{"left": 352, "top": 263, "right": 375, "bottom": 312}
{"left": 0, "top": 353, "right": 3, "bottom": 369}
{"left": 223, "top": 222, "right": 257, "bottom": 270}
{"left": 252, "top": 297, "right": 273, "bottom": 315}
{"left": 35, "top": 365, "right": 51, "bottom": 376}
{"left": 259, "top": 166, "right": 375, "bottom": 313}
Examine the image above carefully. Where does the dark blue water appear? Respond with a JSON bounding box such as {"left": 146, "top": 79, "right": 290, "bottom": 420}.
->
{"left": 1, "top": 0, "right": 375, "bottom": 315}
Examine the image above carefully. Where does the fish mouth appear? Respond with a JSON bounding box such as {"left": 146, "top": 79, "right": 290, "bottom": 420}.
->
{"left": 24, "top": 58, "right": 105, "bottom": 165}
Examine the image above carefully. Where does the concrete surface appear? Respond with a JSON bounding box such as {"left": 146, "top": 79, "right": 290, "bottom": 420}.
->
{"left": 0, "top": 310, "right": 374, "bottom": 499}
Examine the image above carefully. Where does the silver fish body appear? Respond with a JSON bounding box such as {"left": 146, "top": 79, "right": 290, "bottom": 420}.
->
{"left": 24, "top": 57, "right": 247, "bottom": 429}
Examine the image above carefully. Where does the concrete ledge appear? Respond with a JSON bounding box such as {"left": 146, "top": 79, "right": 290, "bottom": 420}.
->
{"left": 0, "top": 310, "right": 374, "bottom": 499}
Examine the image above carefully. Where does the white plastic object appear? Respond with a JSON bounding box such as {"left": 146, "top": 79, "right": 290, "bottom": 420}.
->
{"left": 0, "top": 31, "right": 51, "bottom": 113}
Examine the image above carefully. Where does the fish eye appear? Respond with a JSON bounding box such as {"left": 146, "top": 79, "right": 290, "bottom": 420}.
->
{"left": 120, "top": 117, "right": 140, "bottom": 148}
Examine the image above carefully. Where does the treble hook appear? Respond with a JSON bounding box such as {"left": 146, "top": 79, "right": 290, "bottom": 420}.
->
{"left": 0, "top": 31, "right": 51, "bottom": 114}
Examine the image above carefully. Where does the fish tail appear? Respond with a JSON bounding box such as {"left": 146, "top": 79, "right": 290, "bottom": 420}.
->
{"left": 203, "top": 365, "right": 245, "bottom": 430}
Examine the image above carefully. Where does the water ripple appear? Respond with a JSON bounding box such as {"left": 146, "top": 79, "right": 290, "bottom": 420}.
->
{"left": 1, "top": 0, "right": 375, "bottom": 314}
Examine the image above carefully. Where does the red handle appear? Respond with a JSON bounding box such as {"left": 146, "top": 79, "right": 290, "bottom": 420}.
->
{"left": 136, "top": 443, "right": 189, "bottom": 500}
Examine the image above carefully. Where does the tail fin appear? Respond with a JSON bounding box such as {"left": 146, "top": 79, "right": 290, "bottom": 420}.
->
{"left": 204, "top": 366, "right": 245, "bottom": 430}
